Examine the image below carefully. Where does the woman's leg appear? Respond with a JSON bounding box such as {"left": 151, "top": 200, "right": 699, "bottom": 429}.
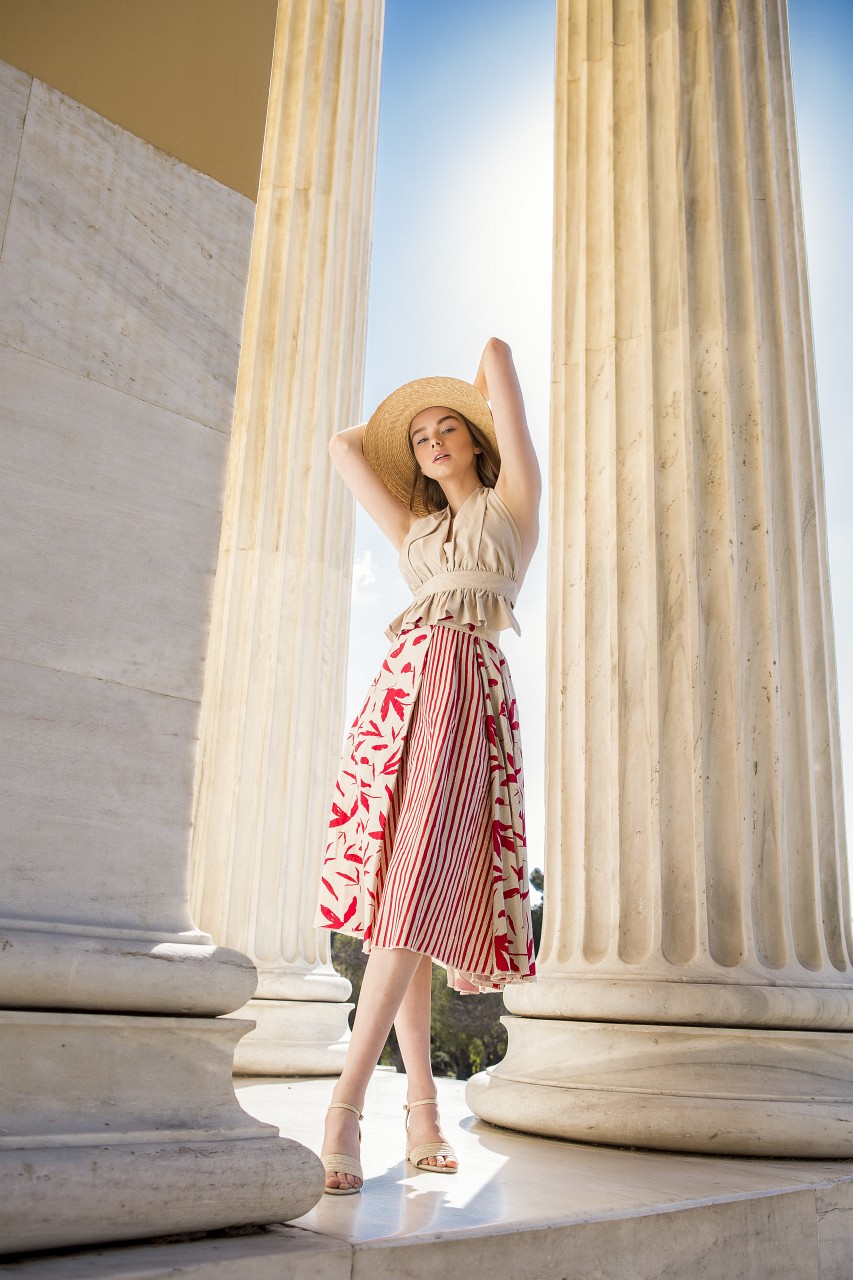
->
{"left": 321, "top": 943, "right": 423, "bottom": 1190}
{"left": 394, "top": 953, "right": 458, "bottom": 1169}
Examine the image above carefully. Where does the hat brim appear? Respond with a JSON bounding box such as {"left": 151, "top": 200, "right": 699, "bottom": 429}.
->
{"left": 362, "top": 376, "right": 498, "bottom": 518}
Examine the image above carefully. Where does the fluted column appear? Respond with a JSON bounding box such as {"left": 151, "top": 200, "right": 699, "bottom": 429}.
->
{"left": 189, "top": 0, "right": 384, "bottom": 1074}
{"left": 467, "top": 0, "right": 853, "bottom": 1155}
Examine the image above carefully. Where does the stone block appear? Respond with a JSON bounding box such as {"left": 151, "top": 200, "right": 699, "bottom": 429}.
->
{"left": 0, "top": 74, "right": 254, "bottom": 426}
{"left": 0, "top": 346, "right": 229, "bottom": 701}
{"left": 816, "top": 1176, "right": 853, "bottom": 1280}
{"left": 348, "top": 1190, "right": 820, "bottom": 1280}
{"left": 0, "top": 62, "right": 29, "bottom": 243}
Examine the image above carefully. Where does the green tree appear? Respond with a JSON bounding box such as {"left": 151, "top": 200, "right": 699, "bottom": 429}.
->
{"left": 530, "top": 865, "right": 544, "bottom": 954}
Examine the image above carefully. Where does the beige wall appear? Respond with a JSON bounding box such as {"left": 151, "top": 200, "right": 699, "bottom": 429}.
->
{"left": 0, "top": 0, "right": 277, "bottom": 199}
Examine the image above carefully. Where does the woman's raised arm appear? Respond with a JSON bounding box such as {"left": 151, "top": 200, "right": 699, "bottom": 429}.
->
{"left": 473, "top": 337, "right": 542, "bottom": 533}
{"left": 329, "top": 424, "right": 416, "bottom": 551}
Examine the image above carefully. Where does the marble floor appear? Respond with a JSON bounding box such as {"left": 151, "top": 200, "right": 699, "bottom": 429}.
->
{"left": 4, "top": 1070, "right": 853, "bottom": 1278}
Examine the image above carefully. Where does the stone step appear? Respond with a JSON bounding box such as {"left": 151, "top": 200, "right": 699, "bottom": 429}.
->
{"left": 3, "top": 1072, "right": 852, "bottom": 1278}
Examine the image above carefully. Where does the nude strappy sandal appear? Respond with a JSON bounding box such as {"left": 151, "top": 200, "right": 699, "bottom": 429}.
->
{"left": 404, "top": 1096, "right": 458, "bottom": 1173}
{"left": 322, "top": 1100, "right": 364, "bottom": 1195}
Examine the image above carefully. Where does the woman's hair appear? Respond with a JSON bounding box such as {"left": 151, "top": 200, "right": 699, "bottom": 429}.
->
{"left": 406, "top": 413, "right": 500, "bottom": 514}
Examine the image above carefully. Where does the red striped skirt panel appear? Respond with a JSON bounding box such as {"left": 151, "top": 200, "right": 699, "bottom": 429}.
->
{"left": 370, "top": 623, "right": 495, "bottom": 978}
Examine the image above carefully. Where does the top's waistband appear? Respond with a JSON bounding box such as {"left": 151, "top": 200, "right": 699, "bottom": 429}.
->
{"left": 410, "top": 569, "right": 518, "bottom": 604}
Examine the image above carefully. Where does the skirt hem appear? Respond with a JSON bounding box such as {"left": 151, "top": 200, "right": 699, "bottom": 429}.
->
{"left": 319, "top": 920, "right": 537, "bottom": 996}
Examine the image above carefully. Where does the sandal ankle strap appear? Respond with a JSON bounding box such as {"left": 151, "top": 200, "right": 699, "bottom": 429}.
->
{"left": 403, "top": 1096, "right": 439, "bottom": 1112}
{"left": 328, "top": 1101, "right": 364, "bottom": 1119}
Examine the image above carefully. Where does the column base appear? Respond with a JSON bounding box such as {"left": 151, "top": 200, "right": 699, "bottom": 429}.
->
{"left": 0, "top": 1136, "right": 323, "bottom": 1256}
{"left": 504, "top": 973, "right": 853, "bottom": 1030}
{"left": 0, "top": 924, "right": 258, "bottom": 1015}
{"left": 466, "top": 1015, "right": 853, "bottom": 1157}
{"left": 0, "top": 1010, "right": 325, "bottom": 1253}
{"left": 228, "top": 997, "right": 353, "bottom": 1075}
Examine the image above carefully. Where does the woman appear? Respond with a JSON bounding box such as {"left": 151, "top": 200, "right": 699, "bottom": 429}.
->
{"left": 314, "top": 336, "right": 541, "bottom": 1193}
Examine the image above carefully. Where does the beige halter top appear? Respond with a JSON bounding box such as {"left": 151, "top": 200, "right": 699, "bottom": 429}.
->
{"left": 385, "top": 484, "right": 523, "bottom": 644}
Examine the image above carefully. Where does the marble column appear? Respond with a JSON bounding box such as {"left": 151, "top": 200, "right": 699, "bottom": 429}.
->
{"left": 467, "top": 0, "right": 853, "bottom": 1155}
{"left": 189, "top": 0, "right": 384, "bottom": 1075}
{"left": 0, "top": 58, "right": 324, "bottom": 1254}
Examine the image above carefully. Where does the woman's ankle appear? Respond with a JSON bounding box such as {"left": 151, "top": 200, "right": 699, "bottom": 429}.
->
{"left": 406, "top": 1079, "right": 438, "bottom": 1103}
{"left": 330, "top": 1081, "right": 366, "bottom": 1111}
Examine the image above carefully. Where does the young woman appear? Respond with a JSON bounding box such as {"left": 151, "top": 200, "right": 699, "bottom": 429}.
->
{"left": 314, "top": 336, "right": 541, "bottom": 1193}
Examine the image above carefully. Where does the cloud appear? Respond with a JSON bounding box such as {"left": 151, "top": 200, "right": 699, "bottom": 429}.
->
{"left": 351, "top": 548, "right": 379, "bottom": 604}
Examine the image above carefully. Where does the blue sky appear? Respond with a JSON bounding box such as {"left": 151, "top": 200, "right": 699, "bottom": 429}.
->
{"left": 350, "top": 0, "right": 853, "bottom": 886}
{"left": 788, "top": 0, "right": 853, "bottom": 871}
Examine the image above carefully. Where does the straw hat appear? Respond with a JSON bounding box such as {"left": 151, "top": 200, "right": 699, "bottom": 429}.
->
{"left": 362, "top": 376, "right": 499, "bottom": 518}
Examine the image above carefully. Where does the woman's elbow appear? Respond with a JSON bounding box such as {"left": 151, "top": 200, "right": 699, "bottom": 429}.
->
{"left": 486, "top": 336, "right": 511, "bottom": 358}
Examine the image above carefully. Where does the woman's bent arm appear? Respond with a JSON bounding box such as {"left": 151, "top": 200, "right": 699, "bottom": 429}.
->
{"left": 473, "top": 337, "right": 541, "bottom": 539}
{"left": 329, "top": 426, "right": 415, "bottom": 551}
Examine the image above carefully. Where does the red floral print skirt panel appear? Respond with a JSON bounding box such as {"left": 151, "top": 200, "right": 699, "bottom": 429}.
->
{"left": 314, "top": 615, "right": 537, "bottom": 994}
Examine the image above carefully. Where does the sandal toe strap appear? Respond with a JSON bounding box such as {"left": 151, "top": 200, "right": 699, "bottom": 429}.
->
{"left": 322, "top": 1153, "right": 363, "bottom": 1178}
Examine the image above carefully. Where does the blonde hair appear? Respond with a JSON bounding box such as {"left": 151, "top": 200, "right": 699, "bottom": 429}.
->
{"left": 406, "top": 414, "right": 500, "bottom": 514}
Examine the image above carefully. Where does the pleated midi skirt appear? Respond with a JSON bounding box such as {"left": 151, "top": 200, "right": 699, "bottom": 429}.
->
{"left": 314, "top": 617, "right": 537, "bottom": 994}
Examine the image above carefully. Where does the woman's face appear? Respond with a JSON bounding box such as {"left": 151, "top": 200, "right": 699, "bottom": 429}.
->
{"left": 408, "top": 405, "right": 481, "bottom": 482}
